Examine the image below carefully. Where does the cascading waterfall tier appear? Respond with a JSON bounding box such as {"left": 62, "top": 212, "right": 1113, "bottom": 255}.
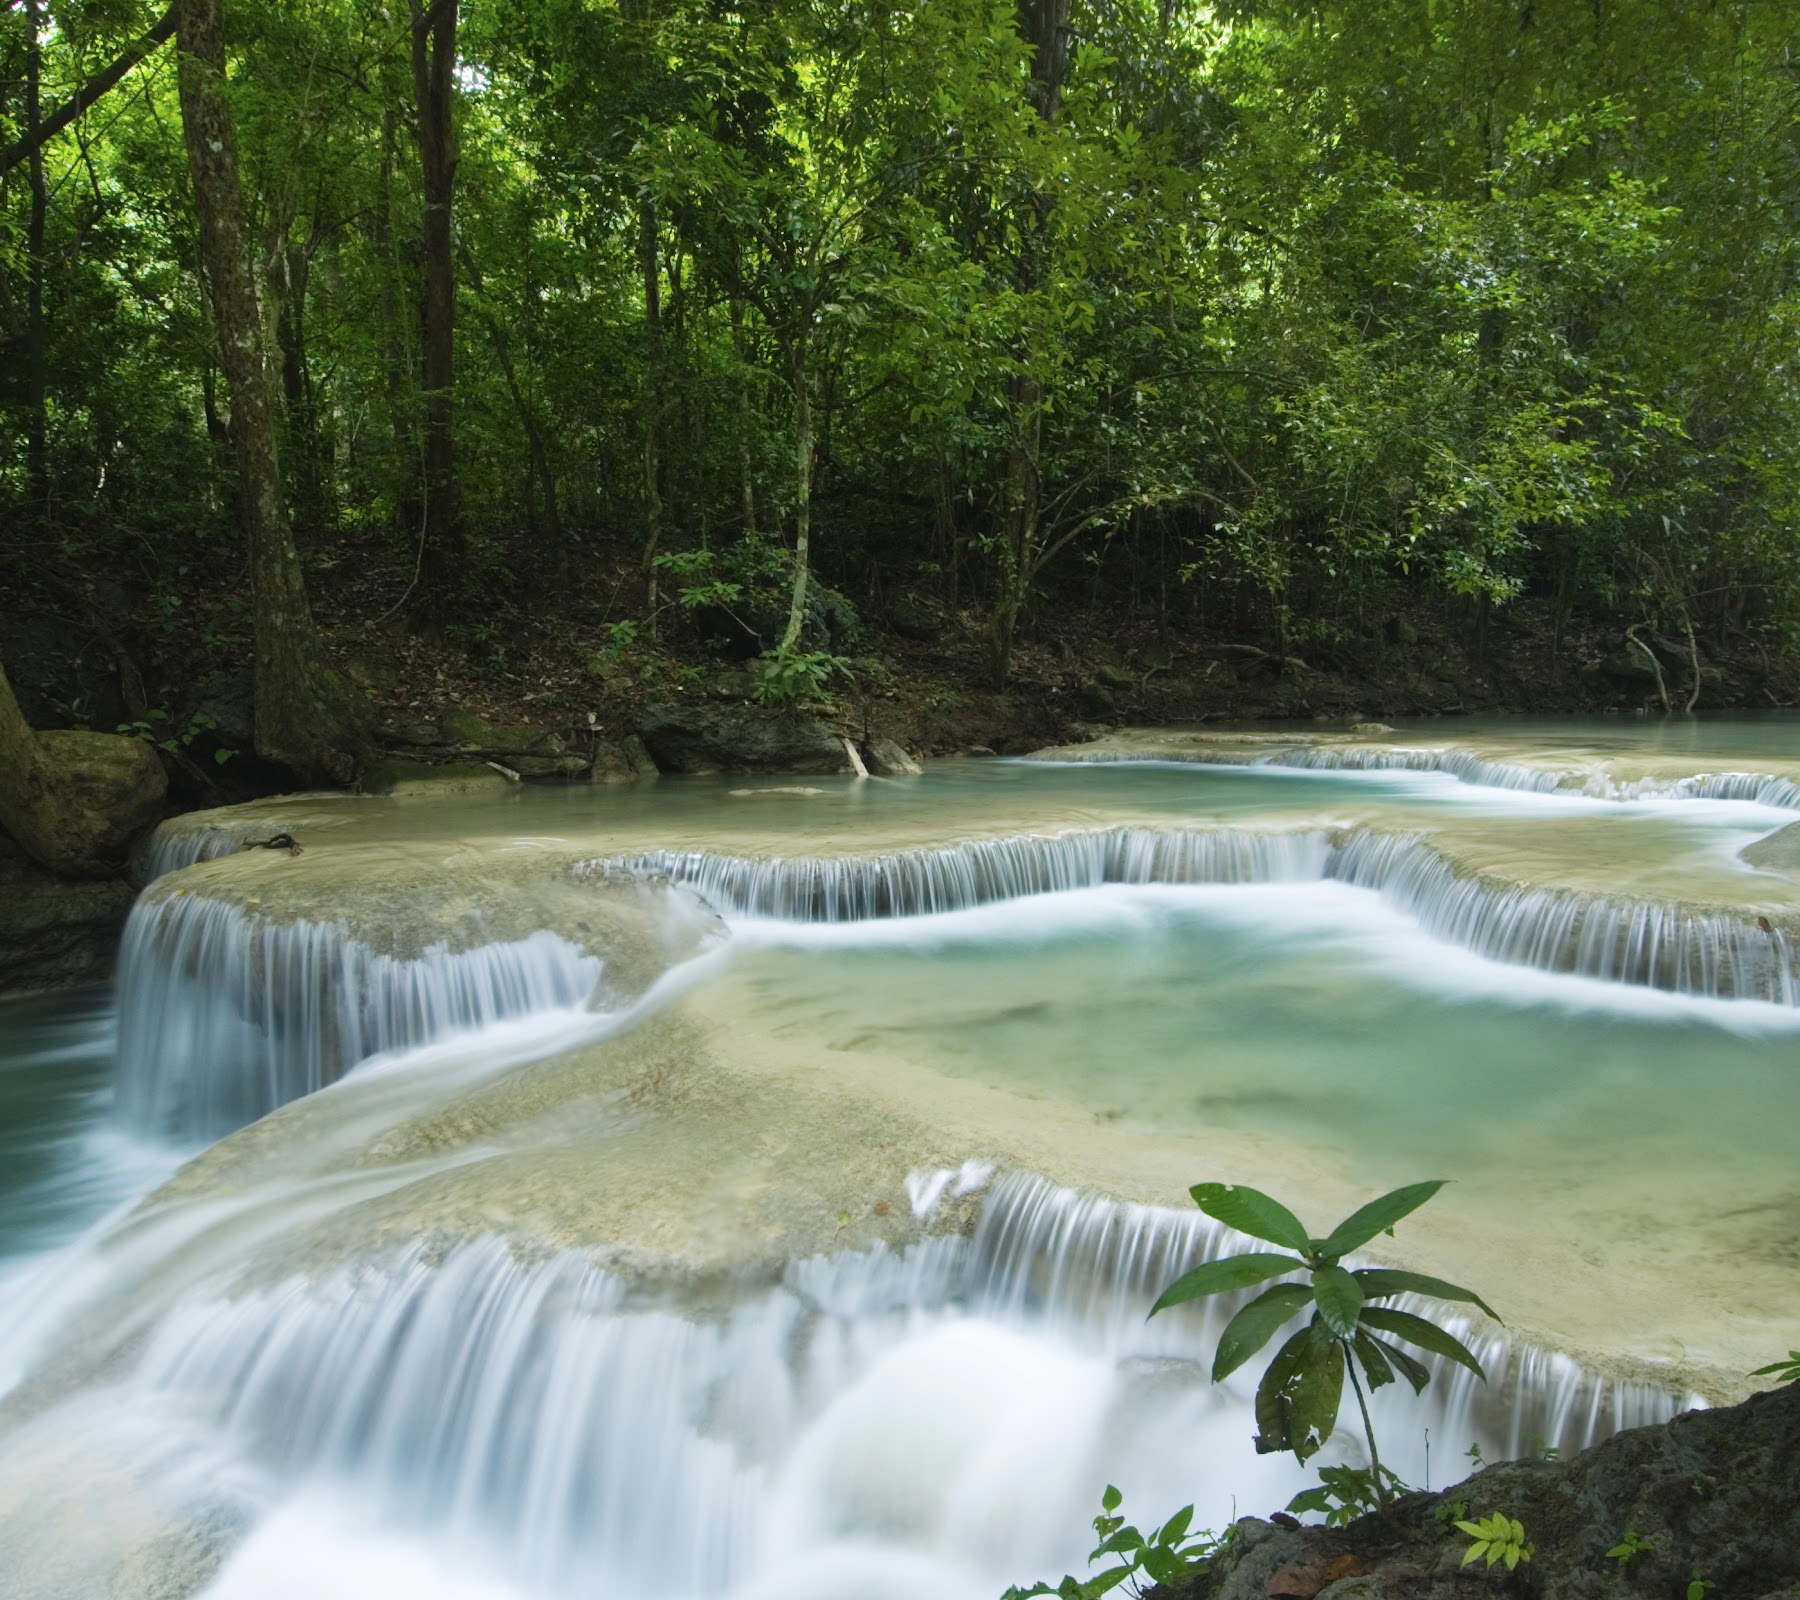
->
{"left": 591, "top": 825, "right": 1800, "bottom": 1003}
{"left": 112, "top": 1170, "right": 1691, "bottom": 1597}
{"left": 114, "top": 890, "right": 604, "bottom": 1137}
{"left": 1030, "top": 739, "right": 1800, "bottom": 809}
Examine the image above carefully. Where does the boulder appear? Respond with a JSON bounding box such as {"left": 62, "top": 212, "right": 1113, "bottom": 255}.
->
{"left": 1350, "top": 722, "right": 1397, "bottom": 735}
{"left": 637, "top": 703, "right": 846, "bottom": 775}
{"left": 0, "top": 837, "right": 136, "bottom": 991}
{"left": 1148, "top": 1381, "right": 1800, "bottom": 1600}
{"left": 863, "top": 737, "right": 923, "bottom": 777}
{"left": 37, "top": 729, "right": 167, "bottom": 842}
{"left": 1095, "top": 662, "right": 1137, "bottom": 691}
{"left": 590, "top": 736, "right": 658, "bottom": 784}
{"left": 381, "top": 707, "right": 589, "bottom": 780}
{"left": 887, "top": 595, "right": 944, "bottom": 642}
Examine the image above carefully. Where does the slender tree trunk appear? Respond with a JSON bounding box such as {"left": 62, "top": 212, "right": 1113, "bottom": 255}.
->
{"left": 730, "top": 296, "right": 757, "bottom": 534}
{"left": 374, "top": 107, "right": 419, "bottom": 538}
{"left": 460, "top": 244, "right": 561, "bottom": 547}
{"left": 778, "top": 336, "right": 814, "bottom": 656}
{"left": 24, "top": 0, "right": 49, "bottom": 506}
{"left": 0, "top": 661, "right": 116, "bottom": 877}
{"left": 638, "top": 201, "right": 665, "bottom": 621}
{"left": 987, "top": 0, "right": 1071, "bottom": 686}
{"left": 410, "top": 0, "right": 461, "bottom": 601}
{"left": 175, "top": 0, "right": 362, "bottom": 784}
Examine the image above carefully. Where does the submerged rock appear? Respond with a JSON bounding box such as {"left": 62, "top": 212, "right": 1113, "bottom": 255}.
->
{"left": 863, "top": 736, "right": 923, "bottom": 777}
{"left": 636, "top": 702, "right": 846, "bottom": 774}
{"left": 1151, "top": 1381, "right": 1800, "bottom": 1600}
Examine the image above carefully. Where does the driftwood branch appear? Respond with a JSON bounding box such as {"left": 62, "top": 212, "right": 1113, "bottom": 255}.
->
{"left": 1625, "top": 623, "right": 1671, "bottom": 714}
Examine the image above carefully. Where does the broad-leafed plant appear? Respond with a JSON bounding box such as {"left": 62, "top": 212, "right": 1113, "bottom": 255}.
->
{"left": 1149, "top": 1180, "right": 1497, "bottom": 1506}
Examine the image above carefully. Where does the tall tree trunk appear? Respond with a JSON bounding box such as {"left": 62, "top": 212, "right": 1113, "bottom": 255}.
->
{"left": 778, "top": 335, "right": 813, "bottom": 657}
{"left": 0, "top": 661, "right": 116, "bottom": 877}
{"left": 460, "top": 243, "right": 562, "bottom": 548}
{"left": 730, "top": 296, "right": 757, "bottom": 534}
{"left": 987, "top": 0, "right": 1071, "bottom": 687}
{"left": 410, "top": 0, "right": 461, "bottom": 601}
{"left": 374, "top": 106, "right": 419, "bottom": 539}
{"left": 175, "top": 0, "right": 362, "bottom": 784}
{"left": 24, "top": 0, "right": 49, "bottom": 507}
{"left": 638, "top": 200, "right": 665, "bottom": 621}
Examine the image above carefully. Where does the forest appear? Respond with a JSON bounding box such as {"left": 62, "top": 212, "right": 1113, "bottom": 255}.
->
{"left": 4, "top": 0, "right": 1800, "bottom": 803}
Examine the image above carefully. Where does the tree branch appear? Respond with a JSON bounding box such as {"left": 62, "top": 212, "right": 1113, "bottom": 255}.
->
{"left": 0, "top": 5, "right": 178, "bottom": 181}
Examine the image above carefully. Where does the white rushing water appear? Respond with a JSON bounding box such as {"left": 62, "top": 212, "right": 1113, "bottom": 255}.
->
{"left": 16, "top": 741, "right": 1798, "bottom": 1600}
{"left": 599, "top": 825, "right": 1800, "bottom": 1002}
{"left": 113, "top": 894, "right": 606, "bottom": 1136}
{"left": 0, "top": 1167, "right": 1691, "bottom": 1600}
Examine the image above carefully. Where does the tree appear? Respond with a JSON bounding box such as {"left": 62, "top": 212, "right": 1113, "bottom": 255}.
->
{"left": 173, "top": 0, "right": 364, "bottom": 783}
{"left": 411, "top": 0, "right": 463, "bottom": 599}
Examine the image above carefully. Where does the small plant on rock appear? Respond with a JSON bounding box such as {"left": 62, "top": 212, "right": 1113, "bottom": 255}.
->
{"left": 1457, "top": 1511, "right": 1532, "bottom": 1572}
{"left": 1605, "top": 1528, "right": 1655, "bottom": 1567}
{"left": 1286, "top": 1463, "right": 1409, "bottom": 1527}
{"left": 1149, "top": 1180, "right": 1497, "bottom": 1508}
{"left": 1002, "top": 1484, "right": 1233, "bottom": 1600}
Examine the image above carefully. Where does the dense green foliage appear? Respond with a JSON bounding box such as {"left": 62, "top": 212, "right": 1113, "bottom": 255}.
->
{"left": 4, "top": 0, "right": 1799, "bottom": 693}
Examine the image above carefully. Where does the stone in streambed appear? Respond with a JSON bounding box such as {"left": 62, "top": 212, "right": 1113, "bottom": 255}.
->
{"left": 863, "top": 737, "right": 923, "bottom": 777}
{"left": 636, "top": 703, "right": 846, "bottom": 775}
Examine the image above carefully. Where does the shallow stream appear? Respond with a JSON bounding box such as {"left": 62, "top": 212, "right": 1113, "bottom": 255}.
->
{"left": 3, "top": 717, "right": 1799, "bottom": 1599}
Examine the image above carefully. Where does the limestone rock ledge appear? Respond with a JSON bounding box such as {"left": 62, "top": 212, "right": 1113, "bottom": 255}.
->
{"left": 1152, "top": 1381, "right": 1800, "bottom": 1600}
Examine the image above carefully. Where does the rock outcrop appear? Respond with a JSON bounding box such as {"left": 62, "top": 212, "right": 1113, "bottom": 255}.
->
{"left": 636, "top": 702, "right": 847, "bottom": 775}
{"left": 1153, "top": 1381, "right": 1800, "bottom": 1600}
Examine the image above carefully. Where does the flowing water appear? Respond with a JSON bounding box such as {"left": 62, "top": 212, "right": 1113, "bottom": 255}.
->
{"left": 3, "top": 717, "right": 1799, "bottom": 1599}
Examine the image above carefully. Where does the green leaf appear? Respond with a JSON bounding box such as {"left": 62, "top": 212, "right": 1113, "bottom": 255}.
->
{"left": 1312, "top": 1265, "right": 1364, "bottom": 1337}
{"left": 1140, "top": 1546, "right": 1186, "bottom": 1584}
{"left": 1189, "top": 1184, "right": 1312, "bottom": 1253}
{"left": 1149, "top": 1252, "right": 1305, "bottom": 1317}
{"left": 1318, "top": 1182, "right": 1447, "bottom": 1258}
{"left": 1213, "top": 1283, "right": 1315, "bottom": 1381}
{"left": 1100, "top": 1485, "right": 1122, "bottom": 1514}
{"left": 1367, "top": 1335, "right": 1431, "bottom": 1393}
{"left": 1352, "top": 1328, "right": 1396, "bottom": 1391}
{"left": 1353, "top": 1268, "right": 1499, "bottom": 1321}
{"left": 1253, "top": 1327, "right": 1313, "bottom": 1455}
{"left": 1359, "top": 1308, "right": 1486, "bottom": 1377}
{"left": 1156, "top": 1506, "right": 1194, "bottom": 1547}
{"left": 1288, "top": 1331, "right": 1345, "bottom": 1461}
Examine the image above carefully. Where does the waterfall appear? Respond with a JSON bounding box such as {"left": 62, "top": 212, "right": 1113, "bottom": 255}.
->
{"left": 596, "top": 829, "right": 1330, "bottom": 921}
{"left": 114, "top": 892, "right": 604, "bottom": 1137}
{"left": 1030, "top": 741, "right": 1800, "bottom": 809}
{"left": 593, "top": 827, "right": 1799, "bottom": 1004}
{"left": 99, "top": 1169, "right": 1691, "bottom": 1600}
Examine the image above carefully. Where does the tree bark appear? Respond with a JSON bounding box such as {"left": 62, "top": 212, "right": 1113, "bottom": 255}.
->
{"left": 24, "top": 0, "right": 49, "bottom": 506}
{"left": 0, "top": 661, "right": 115, "bottom": 878}
{"left": 778, "top": 335, "right": 814, "bottom": 656}
{"left": 410, "top": 0, "right": 462, "bottom": 601}
{"left": 730, "top": 296, "right": 757, "bottom": 534}
{"left": 986, "top": 0, "right": 1071, "bottom": 686}
{"left": 639, "top": 200, "right": 665, "bottom": 621}
{"left": 175, "top": 0, "right": 362, "bottom": 784}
